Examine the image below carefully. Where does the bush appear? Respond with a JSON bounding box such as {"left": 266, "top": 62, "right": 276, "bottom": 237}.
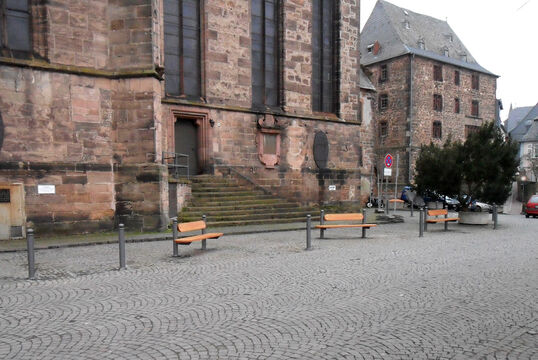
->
{"left": 414, "top": 122, "right": 518, "bottom": 210}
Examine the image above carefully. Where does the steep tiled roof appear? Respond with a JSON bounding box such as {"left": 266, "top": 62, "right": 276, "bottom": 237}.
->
{"left": 359, "top": 68, "right": 375, "bottom": 91}
{"left": 509, "top": 103, "right": 538, "bottom": 142}
{"left": 521, "top": 119, "right": 538, "bottom": 142}
{"left": 360, "top": 0, "right": 496, "bottom": 76}
{"left": 505, "top": 106, "right": 533, "bottom": 133}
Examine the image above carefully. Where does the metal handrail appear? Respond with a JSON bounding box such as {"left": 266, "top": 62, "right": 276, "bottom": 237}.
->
{"left": 162, "top": 151, "right": 189, "bottom": 179}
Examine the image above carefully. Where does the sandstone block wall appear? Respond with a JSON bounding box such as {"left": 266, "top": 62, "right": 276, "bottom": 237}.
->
{"left": 162, "top": 0, "right": 367, "bottom": 209}
{"left": 367, "top": 54, "right": 497, "bottom": 187}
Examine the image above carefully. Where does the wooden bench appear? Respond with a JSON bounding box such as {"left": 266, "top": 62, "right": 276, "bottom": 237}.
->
{"left": 425, "top": 209, "right": 459, "bottom": 231}
{"left": 172, "top": 220, "right": 223, "bottom": 256}
{"left": 315, "top": 211, "right": 377, "bottom": 238}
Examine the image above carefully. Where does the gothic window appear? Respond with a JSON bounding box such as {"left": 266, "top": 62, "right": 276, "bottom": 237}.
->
{"left": 432, "top": 121, "right": 442, "bottom": 139}
{"left": 433, "top": 94, "right": 443, "bottom": 111}
{"left": 0, "top": 0, "right": 31, "bottom": 55}
{"left": 252, "top": 0, "right": 281, "bottom": 108}
{"left": 312, "top": 0, "right": 339, "bottom": 114}
{"left": 164, "top": 0, "right": 202, "bottom": 98}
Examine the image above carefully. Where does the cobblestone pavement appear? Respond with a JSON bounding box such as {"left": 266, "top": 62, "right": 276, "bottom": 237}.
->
{"left": 0, "top": 213, "right": 537, "bottom": 359}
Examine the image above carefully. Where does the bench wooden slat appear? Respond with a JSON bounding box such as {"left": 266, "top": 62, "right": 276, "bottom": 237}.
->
{"left": 324, "top": 213, "right": 363, "bottom": 221}
{"left": 175, "top": 232, "right": 223, "bottom": 244}
{"left": 427, "top": 209, "right": 448, "bottom": 217}
{"left": 316, "top": 224, "right": 376, "bottom": 229}
{"left": 389, "top": 199, "right": 404, "bottom": 203}
{"left": 427, "top": 217, "right": 459, "bottom": 223}
{"left": 178, "top": 220, "right": 206, "bottom": 233}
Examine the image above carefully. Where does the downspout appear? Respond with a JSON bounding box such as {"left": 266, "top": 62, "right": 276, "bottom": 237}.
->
{"left": 408, "top": 54, "right": 414, "bottom": 183}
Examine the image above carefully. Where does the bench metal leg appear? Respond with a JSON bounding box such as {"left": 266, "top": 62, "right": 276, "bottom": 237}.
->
{"left": 320, "top": 210, "right": 325, "bottom": 239}
{"left": 172, "top": 218, "right": 179, "bottom": 257}
{"left": 362, "top": 227, "right": 366, "bottom": 238}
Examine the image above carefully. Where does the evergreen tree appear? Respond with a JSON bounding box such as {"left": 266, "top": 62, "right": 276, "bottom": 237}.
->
{"left": 414, "top": 122, "right": 518, "bottom": 210}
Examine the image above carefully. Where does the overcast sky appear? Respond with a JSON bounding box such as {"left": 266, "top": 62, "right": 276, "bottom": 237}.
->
{"left": 360, "top": 0, "right": 538, "bottom": 120}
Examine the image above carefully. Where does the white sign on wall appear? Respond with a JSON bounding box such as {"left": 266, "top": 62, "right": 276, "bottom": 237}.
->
{"left": 38, "top": 185, "right": 56, "bottom": 194}
{"left": 328, "top": 185, "right": 336, "bottom": 191}
{"left": 384, "top": 168, "right": 392, "bottom": 176}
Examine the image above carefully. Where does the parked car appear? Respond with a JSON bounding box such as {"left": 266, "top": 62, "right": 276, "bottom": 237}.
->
{"left": 443, "top": 196, "right": 460, "bottom": 210}
{"left": 461, "top": 195, "right": 493, "bottom": 212}
{"left": 525, "top": 195, "right": 538, "bottom": 218}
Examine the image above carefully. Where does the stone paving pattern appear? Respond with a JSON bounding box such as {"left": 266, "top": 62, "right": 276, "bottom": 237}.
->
{"left": 0, "top": 213, "right": 537, "bottom": 359}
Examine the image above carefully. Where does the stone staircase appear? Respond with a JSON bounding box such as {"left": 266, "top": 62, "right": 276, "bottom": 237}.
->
{"left": 178, "top": 175, "right": 319, "bottom": 227}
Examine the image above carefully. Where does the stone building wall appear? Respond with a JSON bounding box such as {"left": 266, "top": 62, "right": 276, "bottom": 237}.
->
{"left": 366, "top": 54, "right": 497, "bottom": 187}
{"left": 0, "top": 0, "right": 368, "bottom": 236}
{"left": 0, "top": 0, "right": 165, "bottom": 235}
{"left": 162, "top": 0, "right": 365, "bottom": 208}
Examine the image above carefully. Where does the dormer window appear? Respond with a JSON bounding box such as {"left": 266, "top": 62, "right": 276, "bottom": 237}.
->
{"left": 404, "top": 20, "right": 410, "bottom": 29}
{"left": 460, "top": 53, "right": 467, "bottom": 62}
{"left": 417, "top": 38, "right": 425, "bottom": 50}
{"left": 367, "top": 44, "right": 374, "bottom": 53}
{"left": 443, "top": 47, "right": 449, "bottom": 57}
{"left": 445, "top": 34, "right": 453, "bottom": 42}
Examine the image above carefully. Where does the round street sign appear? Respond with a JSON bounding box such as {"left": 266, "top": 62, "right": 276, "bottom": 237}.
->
{"left": 384, "top": 153, "right": 393, "bottom": 168}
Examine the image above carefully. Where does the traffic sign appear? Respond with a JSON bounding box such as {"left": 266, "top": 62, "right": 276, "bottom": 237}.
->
{"left": 384, "top": 153, "right": 393, "bottom": 168}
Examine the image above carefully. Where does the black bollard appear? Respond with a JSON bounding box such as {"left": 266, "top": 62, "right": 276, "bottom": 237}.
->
{"left": 118, "top": 224, "right": 126, "bottom": 270}
{"left": 27, "top": 228, "right": 35, "bottom": 279}
{"left": 306, "top": 214, "right": 312, "bottom": 250}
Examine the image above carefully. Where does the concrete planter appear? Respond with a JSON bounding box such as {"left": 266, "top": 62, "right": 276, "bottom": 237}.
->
{"left": 426, "top": 201, "right": 443, "bottom": 209}
{"left": 458, "top": 211, "right": 490, "bottom": 225}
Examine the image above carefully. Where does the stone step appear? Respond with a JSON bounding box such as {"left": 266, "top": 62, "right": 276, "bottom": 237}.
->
{"left": 191, "top": 185, "right": 257, "bottom": 192}
{"left": 183, "top": 202, "right": 304, "bottom": 213}
{"left": 191, "top": 196, "right": 280, "bottom": 205}
{"left": 193, "top": 190, "right": 267, "bottom": 198}
{"left": 180, "top": 210, "right": 317, "bottom": 222}
{"left": 181, "top": 175, "right": 320, "bottom": 227}
{"left": 205, "top": 216, "right": 321, "bottom": 228}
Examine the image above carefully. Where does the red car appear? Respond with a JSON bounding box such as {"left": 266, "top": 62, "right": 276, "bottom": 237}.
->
{"left": 525, "top": 195, "right": 538, "bottom": 218}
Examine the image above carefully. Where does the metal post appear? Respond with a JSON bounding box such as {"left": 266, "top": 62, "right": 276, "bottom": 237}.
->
{"left": 384, "top": 193, "right": 388, "bottom": 215}
{"left": 201, "top": 214, "right": 207, "bottom": 250}
{"left": 444, "top": 211, "right": 448, "bottom": 231}
{"left": 306, "top": 214, "right": 312, "bottom": 250}
{"left": 361, "top": 209, "right": 366, "bottom": 238}
{"left": 118, "top": 224, "right": 126, "bottom": 270}
{"left": 419, "top": 208, "right": 424, "bottom": 237}
{"left": 320, "top": 210, "right": 325, "bottom": 239}
{"left": 410, "top": 199, "right": 414, "bottom": 217}
{"left": 392, "top": 154, "right": 399, "bottom": 213}
{"left": 27, "top": 228, "right": 35, "bottom": 280}
{"left": 172, "top": 218, "right": 178, "bottom": 257}
{"left": 424, "top": 206, "right": 428, "bottom": 231}
{"left": 493, "top": 205, "right": 498, "bottom": 230}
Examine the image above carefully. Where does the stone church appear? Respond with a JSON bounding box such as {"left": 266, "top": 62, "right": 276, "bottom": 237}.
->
{"left": 0, "top": 0, "right": 375, "bottom": 238}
